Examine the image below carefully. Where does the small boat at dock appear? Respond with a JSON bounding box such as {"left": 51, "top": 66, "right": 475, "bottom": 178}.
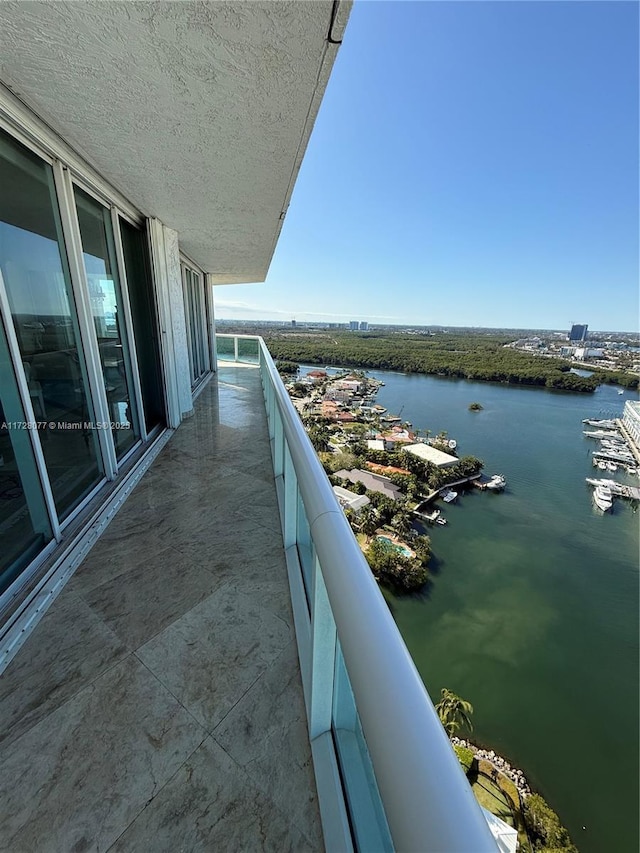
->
{"left": 441, "top": 490, "right": 458, "bottom": 503}
{"left": 486, "top": 474, "right": 506, "bottom": 491}
{"left": 593, "top": 485, "right": 613, "bottom": 512}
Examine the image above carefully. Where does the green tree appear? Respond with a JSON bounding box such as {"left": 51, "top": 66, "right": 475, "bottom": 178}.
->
{"left": 523, "top": 794, "right": 576, "bottom": 851}
{"left": 391, "top": 508, "right": 412, "bottom": 538}
{"left": 435, "top": 688, "right": 474, "bottom": 737}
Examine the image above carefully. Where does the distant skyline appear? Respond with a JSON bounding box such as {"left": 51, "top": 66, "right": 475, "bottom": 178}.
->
{"left": 215, "top": 1, "right": 639, "bottom": 332}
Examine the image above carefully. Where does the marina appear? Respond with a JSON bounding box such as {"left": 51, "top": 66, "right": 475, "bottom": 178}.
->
{"left": 581, "top": 410, "right": 640, "bottom": 511}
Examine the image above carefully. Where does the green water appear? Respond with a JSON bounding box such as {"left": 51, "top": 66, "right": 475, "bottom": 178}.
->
{"left": 368, "top": 371, "right": 639, "bottom": 853}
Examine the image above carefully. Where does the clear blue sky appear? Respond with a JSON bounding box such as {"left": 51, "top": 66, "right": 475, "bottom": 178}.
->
{"left": 215, "top": 0, "right": 639, "bottom": 332}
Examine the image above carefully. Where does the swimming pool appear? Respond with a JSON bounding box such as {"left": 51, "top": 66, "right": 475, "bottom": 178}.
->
{"left": 376, "top": 535, "right": 413, "bottom": 558}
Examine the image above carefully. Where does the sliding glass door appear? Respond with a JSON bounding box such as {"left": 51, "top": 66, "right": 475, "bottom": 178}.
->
{"left": 74, "top": 188, "right": 140, "bottom": 460}
{"left": 182, "top": 264, "right": 210, "bottom": 387}
{"left": 0, "top": 125, "right": 166, "bottom": 599}
{"left": 0, "top": 130, "right": 104, "bottom": 523}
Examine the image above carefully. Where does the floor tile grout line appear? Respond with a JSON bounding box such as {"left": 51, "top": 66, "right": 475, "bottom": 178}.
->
{"left": 0, "top": 648, "right": 133, "bottom": 754}
{"left": 103, "top": 734, "right": 210, "bottom": 853}
{"left": 132, "top": 651, "right": 212, "bottom": 738}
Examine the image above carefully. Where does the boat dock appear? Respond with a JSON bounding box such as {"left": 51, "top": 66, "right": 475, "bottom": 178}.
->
{"left": 617, "top": 419, "right": 640, "bottom": 465}
{"left": 415, "top": 473, "right": 482, "bottom": 508}
{"left": 585, "top": 478, "right": 640, "bottom": 501}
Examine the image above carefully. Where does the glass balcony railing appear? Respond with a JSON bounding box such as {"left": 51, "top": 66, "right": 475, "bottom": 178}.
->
{"left": 216, "top": 334, "right": 498, "bottom": 852}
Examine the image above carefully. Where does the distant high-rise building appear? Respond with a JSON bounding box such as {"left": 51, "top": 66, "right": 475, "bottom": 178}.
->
{"left": 291, "top": 319, "right": 296, "bottom": 327}
{"left": 359, "top": 321, "right": 369, "bottom": 331}
{"left": 349, "top": 320, "right": 359, "bottom": 331}
{"left": 569, "top": 323, "right": 588, "bottom": 342}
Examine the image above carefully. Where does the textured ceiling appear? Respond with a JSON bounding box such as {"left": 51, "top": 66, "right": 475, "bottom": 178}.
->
{"left": 0, "top": 1, "right": 349, "bottom": 281}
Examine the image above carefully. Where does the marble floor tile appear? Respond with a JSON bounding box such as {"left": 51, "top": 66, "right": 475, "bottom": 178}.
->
{"left": 213, "top": 640, "right": 321, "bottom": 848}
{"left": 0, "top": 589, "right": 127, "bottom": 749}
{"left": 69, "top": 539, "right": 181, "bottom": 596}
{"left": 79, "top": 550, "right": 223, "bottom": 650}
{"left": 109, "top": 737, "right": 317, "bottom": 853}
{"left": 0, "top": 656, "right": 206, "bottom": 853}
{"left": 136, "top": 585, "right": 292, "bottom": 732}
{"left": 1, "top": 365, "right": 321, "bottom": 852}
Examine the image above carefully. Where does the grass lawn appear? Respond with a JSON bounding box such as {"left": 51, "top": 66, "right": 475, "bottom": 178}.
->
{"left": 472, "top": 775, "right": 514, "bottom": 826}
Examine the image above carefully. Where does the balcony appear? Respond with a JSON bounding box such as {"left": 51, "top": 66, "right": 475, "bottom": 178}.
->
{"left": 0, "top": 337, "right": 497, "bottom": 852}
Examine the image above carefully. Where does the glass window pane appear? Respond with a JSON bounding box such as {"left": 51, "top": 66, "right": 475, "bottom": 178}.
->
{"left": 0, "top": 316, "right": 53, "bottom": 593}
{"left": 119, "top": 219, "right": 165, "bottom": 432}
{"left": 74, "top": 188, "right": 140, "bottom": 459}
{"left": 0, "top": 130, "right": 103, "bottom": 520}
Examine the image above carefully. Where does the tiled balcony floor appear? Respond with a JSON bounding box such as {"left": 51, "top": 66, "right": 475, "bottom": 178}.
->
{"left": 0, "top": 364, "right": 322, "bottom": 852}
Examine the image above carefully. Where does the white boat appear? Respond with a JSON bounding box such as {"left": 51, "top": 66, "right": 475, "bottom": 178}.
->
{"left": 436, "top": 517, "right": 447, "bottom": 525}
{"left": 618, "top": 389, "right": 624, "bottom": 395}
{"left": 593, "top": 485, "right": 613, "bottom": 512}
{"left": 606, "top": 461, "right": 617, "bottom": 472}
{"left": 486, "top": 474, "right": 506, "bottom": 491}
{"left": 442, "top": 490, "right": 458, "bottom": 503}
{"left": 448, "top": 439, "right": 457, "bottom": 450}
{"left": 597, "top": 461, "right": 607, "bottom": 470}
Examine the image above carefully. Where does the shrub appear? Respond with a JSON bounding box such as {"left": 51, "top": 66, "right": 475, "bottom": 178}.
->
{"left": 454, "top": 744, "right": 475, "bottom": 775}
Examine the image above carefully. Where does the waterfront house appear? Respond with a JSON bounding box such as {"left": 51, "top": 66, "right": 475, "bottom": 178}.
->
{"left": 0, "top": 2, "right": 498, "bottom": 850}
{"left": 332, "top": 486, "right": 371, "bottom": 515}
{"left": 404, "top": 443, "right": 459, "bottom": 468}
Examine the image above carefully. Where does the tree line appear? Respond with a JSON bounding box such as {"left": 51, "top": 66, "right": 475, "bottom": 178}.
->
{"left": 266, "top": 331, "right": 638, "bottom": 392}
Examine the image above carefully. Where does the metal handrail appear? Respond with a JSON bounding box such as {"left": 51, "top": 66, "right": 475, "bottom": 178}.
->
{"left": 220, "top": 335, "right": 497, "bottom": 851}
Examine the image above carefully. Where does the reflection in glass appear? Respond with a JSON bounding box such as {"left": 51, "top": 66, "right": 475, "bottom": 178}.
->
{"left": 0, "top": 316, "right": 53, "bottom": 593}
{"left": 74, "top": 189, "right": 140, "bottom": 459}
{"left": 0, "top": 130, "right": 103, "bottom": 520}
{"left": 183, "top": 268, "right": 208, "bottom": 385}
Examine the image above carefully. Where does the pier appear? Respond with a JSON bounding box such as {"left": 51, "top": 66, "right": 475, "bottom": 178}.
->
{"left": 414, "top": 473, "right": 482, "bottom": 509}
{"left": 616, "top": 419, "right": 640, "bottom": 466}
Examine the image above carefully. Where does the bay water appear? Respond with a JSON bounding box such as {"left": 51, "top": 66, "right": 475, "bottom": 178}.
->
{"left": 371, "top": 371, "right": 638, "bottom": 853}
{"left": 302, "top": 365, "right": 638, "bottom": 852}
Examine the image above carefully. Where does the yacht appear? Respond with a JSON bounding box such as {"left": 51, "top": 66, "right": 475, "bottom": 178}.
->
{"left": 486, "top": 474, "right": 506, "bottom": 491}
{"left": 436, "top": 517, "right": 447, "bottom": 525}
{"left": 597, "top": 461, "right": 607, "bottom": 470}
{"left": 606, "top": 461, "right": 618, "bottom": 472}
{"left": 593, "top": 485, "right": 613, "bottom": 512}
{"left": 442, "top": 490, "right": 458, "bottom": 503}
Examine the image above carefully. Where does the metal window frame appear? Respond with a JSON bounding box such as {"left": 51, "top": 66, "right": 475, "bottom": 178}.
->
{"left": 148, "top": 219, "right": 181, "bottom": 429}
{"left": 0, "top": 274, "right": 61, "bottom": 542}
{"left": 53, "top": 162, "right": 118, "bottom": 479}
{"left": 110, "top": 208, "right": 148, "bottom": 442}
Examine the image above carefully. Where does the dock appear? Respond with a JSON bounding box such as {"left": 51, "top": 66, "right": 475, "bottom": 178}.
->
{"left": 585, "top": 478, "right": 640, "bottom": 501}
{"left": 414, "top": 473, "right": 482, "bottom": 508}
{"left": 616, "top": 419, "right": 640, "bottom": 466}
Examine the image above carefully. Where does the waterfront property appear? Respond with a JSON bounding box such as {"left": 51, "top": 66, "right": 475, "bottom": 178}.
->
{"left": 404, "top": 443, "right": 459, "bottom": 467}
{"left": 0, "top": 4, "right": 497, "bottom": 851}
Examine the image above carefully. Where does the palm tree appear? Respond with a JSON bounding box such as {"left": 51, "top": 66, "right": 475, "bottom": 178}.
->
{"left": 435, "top": 688, "right": 474, "bottom": 737}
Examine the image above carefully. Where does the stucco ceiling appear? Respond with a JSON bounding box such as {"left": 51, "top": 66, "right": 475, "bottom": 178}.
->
{"left": 0, "top": 1, "right": 349, "bottom": 282}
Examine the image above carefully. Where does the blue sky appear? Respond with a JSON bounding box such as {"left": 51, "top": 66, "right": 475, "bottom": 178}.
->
{"left": 215, "top": 0, "right": 639, "bottom": 332}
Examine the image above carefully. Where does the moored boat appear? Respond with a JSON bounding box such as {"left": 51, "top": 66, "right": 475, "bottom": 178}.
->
{"left": 593, "top": 485, "right": 613, "bottom": 512}
{"left": 442, "top": 490, "right": 458, "bottom": 503}
{"left": 486, "top": 474, "right": 506, "bottom": 491}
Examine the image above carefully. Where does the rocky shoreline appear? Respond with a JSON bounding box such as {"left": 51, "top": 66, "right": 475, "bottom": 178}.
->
{"left": 452, "top": 736, "right": 532, "bottom": 802}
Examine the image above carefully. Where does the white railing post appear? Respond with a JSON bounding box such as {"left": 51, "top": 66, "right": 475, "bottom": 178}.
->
{"left": 234, "top": 336, "right": 239, "bottom": 362}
